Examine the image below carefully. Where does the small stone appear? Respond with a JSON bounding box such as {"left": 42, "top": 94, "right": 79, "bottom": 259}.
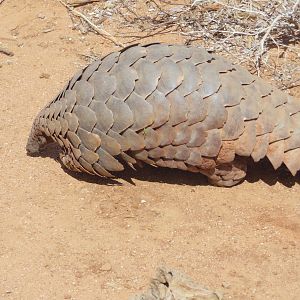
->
{"left": 100, "top": 263, "right": 112, "bottom": 271}
{"left": 40, "top": 73, "right": 50, "bottom": 79}
{"left": 38, "top": 42, "right": 49, "bottom": 48}
{"left": 64, "top": 294, "right": 72, "bottom": 299}
{"left": 78, "top": 24, "right": 88, "bottom": 34}
{"left": 141, "top": 199, "right": 146, "bottom": 204}
{"left": 222, "top": 282, "right": 231, "bottom": 289}
{"left": 42, "top": 28, "right": 54, "bottom": 33}
{"left": 191, "top": 188, "right": 195, "bottom": 192}
{"left": 59, "top": 36, "right": 74, "bottom": 44}
{"left": 37, "top": 13, "right": 46, "bottom": 19}
{"left": 132, "top": 202, "right": 139, "bottom": 209}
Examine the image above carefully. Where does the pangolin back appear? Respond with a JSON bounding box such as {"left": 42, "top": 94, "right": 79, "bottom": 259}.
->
{"left": 27, "top": 43, "right": 300, "bottom": 186}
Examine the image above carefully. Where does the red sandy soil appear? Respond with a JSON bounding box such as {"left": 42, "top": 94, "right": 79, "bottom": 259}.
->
{"left": 0, "top": 1, "right": 299, "bottom": 299}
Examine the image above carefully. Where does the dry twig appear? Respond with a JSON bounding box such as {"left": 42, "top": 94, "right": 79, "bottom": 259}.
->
{"left": 0, "top": 45, "right": 14, "bottom": 56}
{"left": 56, "top": 0, "right": 124, "bottom": 47}
{"left": 66, "top": 0, "right": 300, "bottom": 89}
{"left": 256, "top": 14, "right": 283, "bottom": 75}
{"left": 68, "top": 0, "right": 102, "bottom": 7}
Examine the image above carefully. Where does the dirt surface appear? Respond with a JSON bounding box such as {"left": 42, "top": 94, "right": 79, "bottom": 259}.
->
{"left": 0, "top": 1, "right": 300, "bottom": 299}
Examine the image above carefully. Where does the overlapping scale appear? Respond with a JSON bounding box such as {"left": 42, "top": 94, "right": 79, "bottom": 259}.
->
{"left": 156, "top": 58, "right": 184, "bottom": 95}
{"left": 30, "top": 42, "right": 300, "bottom": 183}
{"left": 89, "top": 71, "right": 116, "bottom": 103}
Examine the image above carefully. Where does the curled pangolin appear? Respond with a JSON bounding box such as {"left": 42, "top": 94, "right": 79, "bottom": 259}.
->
{"left": 27, "top": 43, "right": 300, "bottom": 187}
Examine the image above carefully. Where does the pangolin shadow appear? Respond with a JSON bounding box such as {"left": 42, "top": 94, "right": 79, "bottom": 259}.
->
{"left": 246, "top": 159, "right": 299, "bottom": 187}
{"left": 30, "top": 143, "right": 299, "bottom": 188}
{"left": 31, "top": 143, "right": 207, "bottom": 186}
{"left": 28, "top": 143, "right": 120, "bottom": 186}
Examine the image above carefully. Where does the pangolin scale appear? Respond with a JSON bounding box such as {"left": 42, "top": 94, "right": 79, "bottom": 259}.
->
{"left": 27, "top": 43, "right": 300, "bottom": 187}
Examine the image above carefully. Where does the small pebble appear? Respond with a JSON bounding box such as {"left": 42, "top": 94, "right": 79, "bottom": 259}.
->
{"left": 222, "top": 282, "right": 231, "bottom": 289}
{"left": 42, "top": 28, "right": 54, "bottom": 33}
{"left": 37, "top": 13, "right": 46, "bottom": 19}
{"left": 38, "top": 42, "right": 49, "bottom": 48}
{"left": 40, "top": 73, "right": 50, "bottom": 79}
{"left": 100, "top": 263, "right": 112, "bottom": 271}
{"left": 78, "top": 24, "right": 88, "bottom": 34}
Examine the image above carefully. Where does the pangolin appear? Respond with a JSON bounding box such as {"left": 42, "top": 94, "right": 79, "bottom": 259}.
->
{"left": 26, "top": 43, "right": 300, "bottom": 187}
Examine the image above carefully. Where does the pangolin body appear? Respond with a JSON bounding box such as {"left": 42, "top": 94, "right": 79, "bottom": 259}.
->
{"left": 27, "top": 43, "right": 300, "bottom": 187}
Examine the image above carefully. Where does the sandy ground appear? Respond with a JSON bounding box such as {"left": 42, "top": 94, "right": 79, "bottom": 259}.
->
{"left": 0, "top": 1, "right": 299, "bottom": 299}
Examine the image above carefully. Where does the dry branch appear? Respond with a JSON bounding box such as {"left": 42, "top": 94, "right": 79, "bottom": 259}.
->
{"left": 56, "top": 0, "right": 124, "bottom": 47}
{"left": 0, "top": 45, "right": 14, "bottom": 56}
{"left": 66, "top": 0, "right": 300, "bottom": 90}
{"left": 256, "top": 14, "right": 283, "bottom": 75}
{"left": 68, "top": 0, "right": 102, "bottom": 7}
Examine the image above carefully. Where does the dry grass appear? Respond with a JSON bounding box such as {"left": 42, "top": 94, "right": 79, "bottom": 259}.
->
{"left": 63, "top": 0, "right": 299, "bottom": 90}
